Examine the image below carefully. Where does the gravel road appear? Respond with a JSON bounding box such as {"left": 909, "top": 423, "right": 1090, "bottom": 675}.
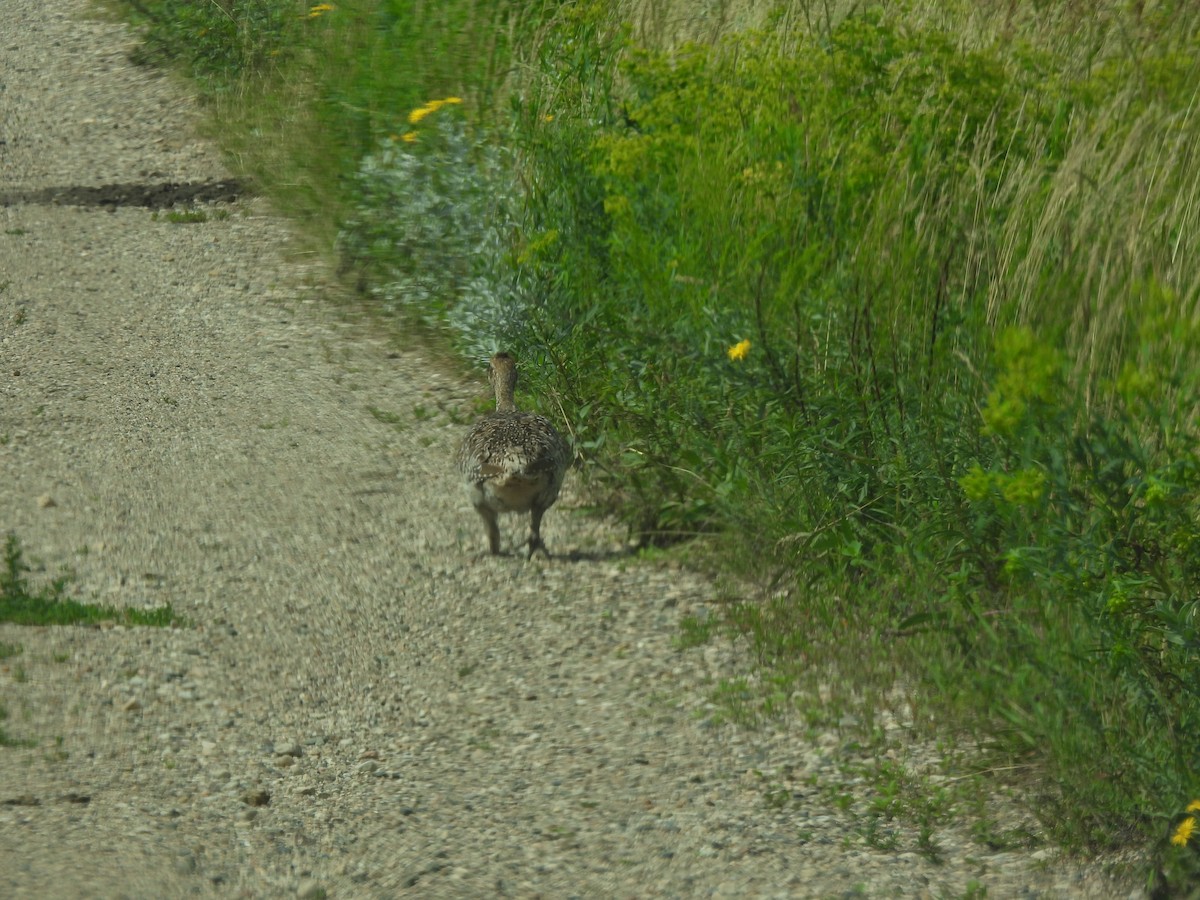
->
{"left": 0, "top": 2, "right": 1145, "bottom": 897}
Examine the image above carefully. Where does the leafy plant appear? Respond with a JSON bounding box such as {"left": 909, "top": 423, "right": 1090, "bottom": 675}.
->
{"left": 125, "top": 0, "right": 294, "bottom": 87}
{"left": 943, "top": 323, "right": 1200, "bottom": 847}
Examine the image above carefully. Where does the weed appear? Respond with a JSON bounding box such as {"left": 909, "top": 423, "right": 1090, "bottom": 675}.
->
{"left": 708, "top": 678, "right": 760, "bottom": 726}
{"left": 674, "top": 614, "right": 715, "bottom": 649}
{"left": 917, "top": 825, "right": 944, "bottom": 864}
{"left": 164, "top": 209, "right": 208, "bottom": 224}
{"left": 1, "top": 533, "right": 178, "bottom": 627}
{"left": 971, "top": 817, "right": 1039, "bottom": 852}
{"left": 0, "top": 641, "right": 21, "bottom": 660}
{"left": 46, "top": 747, "right": 69, "bottom": 763}
{"left": 366, "top": 406, "right": 404, "bottom": 429}
{"left": 0, "top": 702, "right": 33, "bottom": 748}
{"left": 861, "top": 818, "right": 901, "bottom": 851}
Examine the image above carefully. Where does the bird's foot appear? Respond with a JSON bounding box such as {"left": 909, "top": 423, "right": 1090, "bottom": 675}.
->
{"left": 525, "top": 537, "right": 551, "bottom": 561}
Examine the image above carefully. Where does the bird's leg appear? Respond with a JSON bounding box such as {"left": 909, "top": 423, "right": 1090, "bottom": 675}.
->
{"left": 478, "top": 506, "right": 501, "bottom": 555}
{"left": 526, "top": 506, "right": 550, "bottom": 559}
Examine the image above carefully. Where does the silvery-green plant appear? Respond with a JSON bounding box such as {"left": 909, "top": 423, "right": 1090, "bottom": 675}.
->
{"left": 339, "top": 105, "right": 530, "bottom": 361}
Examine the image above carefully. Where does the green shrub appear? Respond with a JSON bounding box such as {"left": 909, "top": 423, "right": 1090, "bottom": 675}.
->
{"left": 126, "top": 0, "right": 295, "bottom": 86}
{"left": 338, "top": 100, "right": 531, "bottom": 359}
{"left": 946, "top": 322, "right": 1200, "bottom": 841}
{"left": 496, "top": 12, "right": 1079, "bottom": 541}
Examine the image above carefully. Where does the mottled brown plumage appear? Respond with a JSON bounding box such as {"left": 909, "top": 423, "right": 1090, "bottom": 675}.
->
{"left": 456, "top": 353, "right": 570, "bottom": 557}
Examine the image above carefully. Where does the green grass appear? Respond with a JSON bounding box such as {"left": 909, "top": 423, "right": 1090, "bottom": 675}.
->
{"left": 112, "top": 0, "right": 1200, "bottom": 889}
{"left": 366, "top": 406, "right": 404, "bottom": 429}
{"left": 1, "top": 533, "right": 178, "bottom": 628}
{"left": 163, "top": 208, "right": 209, "bottom": 224}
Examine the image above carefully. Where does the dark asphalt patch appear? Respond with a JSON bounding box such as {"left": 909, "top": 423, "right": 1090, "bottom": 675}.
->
{"left": 0, "top": 179, "right": 246, "bottom": 209}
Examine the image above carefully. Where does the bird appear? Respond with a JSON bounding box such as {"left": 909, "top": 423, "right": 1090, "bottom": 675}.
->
{"left": 455, "top": 352, "right": 571, "bottom": 558}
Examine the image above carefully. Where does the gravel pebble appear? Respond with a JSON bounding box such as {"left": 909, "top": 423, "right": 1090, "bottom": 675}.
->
{"left": 0, "top": 2, "right": 1146, "bottom": 897}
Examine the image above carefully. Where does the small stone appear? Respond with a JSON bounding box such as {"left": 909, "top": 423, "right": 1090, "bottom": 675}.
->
{"left": 274, "top": 755, "right": 295, "bottom": 768}
{"left": 121, "top": 698, "right": 142, "bottom": 712}
{"left": 297, "top": 879, "right": 327, "bottom": 899}
{"left": 356, "top": 760, "right": 379, "bottom": 775}
{"left": 241, "top": 788, "right": 271, "bottom": 807}
{"left": 37, "top": 494, "right": 56, "bottom": 508}
{"left": 275, "top": 741, "right": 303, "bottom": 758}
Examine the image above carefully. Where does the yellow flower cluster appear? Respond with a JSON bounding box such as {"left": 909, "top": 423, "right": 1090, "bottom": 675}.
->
{"left": 1170, "top": 800, "right": 1200, "bottom": 847}
{"left": 727, "top": 339, "right": 751, "bottom": 362}
{"left": 1173, "top": 816, "right": 1196, "bottom": 847}
{"left": 307, "top": 3, "right": 334, "bottom": 19}
{"left": 408, "top": 96, "right": 463, "bottom": 125}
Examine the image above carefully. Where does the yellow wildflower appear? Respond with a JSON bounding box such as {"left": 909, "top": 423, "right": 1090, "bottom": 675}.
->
{"left": 727, "top": 339, "right": 751, "bottom": 362}
{"left": 307, "top": 3, "right": 334, "bottom": 18}
{"left": 543, "top": 114, "right": 555, "bottom": 122}
{"left": 1187, "top": 800, "right": 1200, "bottom": 814}
{"left": 407, "top": 97, "right": 464, "bottom": 124}
{"left": 1172, "top": 816, "right": 1196, "bottom": 847}
{"left": 401, "top": 131, "right": 419, "bottom": 143}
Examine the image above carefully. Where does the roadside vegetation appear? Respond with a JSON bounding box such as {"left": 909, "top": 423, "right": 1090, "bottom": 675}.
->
{"left": 1, "top": 533, "right": 178, "bottom": 627}
{"left": 113, "top": 0, "right": 1200, "bottom": 889}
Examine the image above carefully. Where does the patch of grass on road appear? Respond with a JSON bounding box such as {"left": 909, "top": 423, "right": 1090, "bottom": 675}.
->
{"left": 1, "top": 533, "right": 178, "bottom": 628}
{"left": 0, "top": 702, "right": 33, "bottom": 748}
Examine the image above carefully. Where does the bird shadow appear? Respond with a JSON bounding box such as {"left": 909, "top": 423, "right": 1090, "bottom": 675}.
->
{"left": 555, "top": 545, "right": 643, "bottom": 564}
